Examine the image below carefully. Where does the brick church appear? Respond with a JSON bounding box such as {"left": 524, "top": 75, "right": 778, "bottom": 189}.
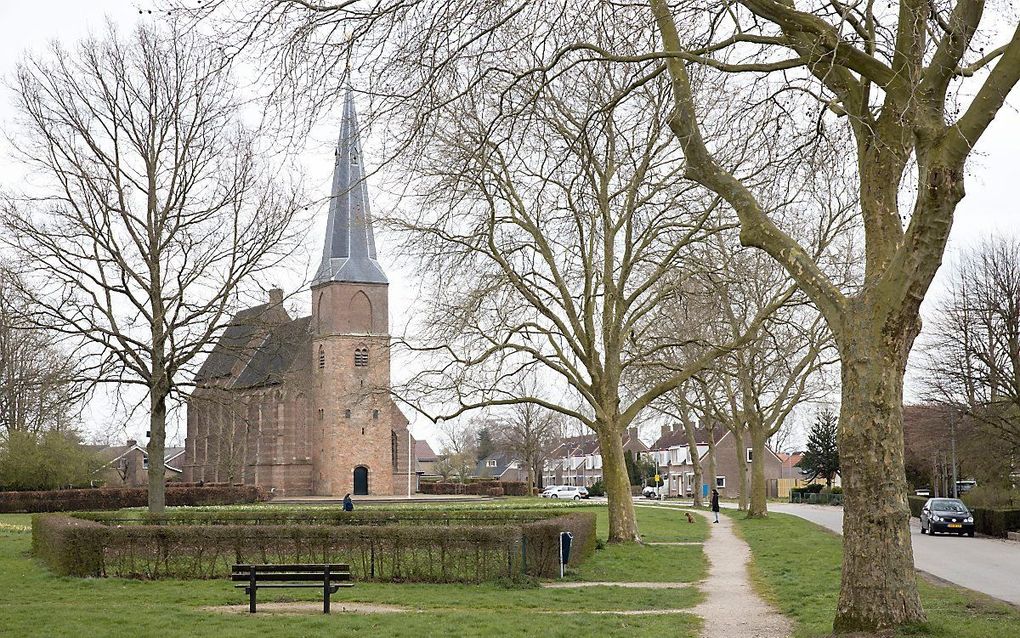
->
{"left": 183, "top": 90, "right": 415, "bottom": 496}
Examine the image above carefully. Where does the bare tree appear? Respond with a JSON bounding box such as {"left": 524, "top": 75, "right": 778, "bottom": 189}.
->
{"left": 185, "top": 0, "right": 1020, "bottom": 628}
{"left": 392, "top": 64, "right": 784, "bottom": 542}
{"left": 436, "top": 419, "right": 479, "bottom": 483}
{"left": 492, "top": 382, "right": 566, "bottom": 493}
{"left": 1, "top": 23, "right": 299, "bottom": 512}
{"left": 922, "top": 238, "right": 1020, "bottom": 459}
{"left": 0, "top": 267, "right": 85, "bottom": 436}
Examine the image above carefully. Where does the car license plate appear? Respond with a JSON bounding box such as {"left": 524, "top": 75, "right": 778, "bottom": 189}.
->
{"left": 948, "top": 523, "right": 962, "bottom": 528}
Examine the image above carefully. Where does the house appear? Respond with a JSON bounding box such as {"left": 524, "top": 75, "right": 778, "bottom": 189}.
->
{"left": 473, "top": 451, "right": 526, "bottom": 482}
{"left": 415, "top": 440, "right": 440, "bottom": 479}
{"left": 644, "top": 424, "right": 783, "bottom": 499}
{"left": 92, "top": 440, "right": 184, "bottom": 488}
{"left": 542, "top": 428, "right": 648, "bottom": 488}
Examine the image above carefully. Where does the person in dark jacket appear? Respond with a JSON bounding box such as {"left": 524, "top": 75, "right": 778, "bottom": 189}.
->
{"left": 342, "top": 493, "right": 354, "bottom": 512}
{"left": 711, "top": 489, "right": 720, "bottom": 523}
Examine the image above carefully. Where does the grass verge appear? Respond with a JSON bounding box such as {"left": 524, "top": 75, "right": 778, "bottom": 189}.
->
{"left": 730, "top": 510, "right": 1020, "bottom": 638}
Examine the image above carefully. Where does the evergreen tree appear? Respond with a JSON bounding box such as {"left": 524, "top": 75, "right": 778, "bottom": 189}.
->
{"left": 798, "top": 410, "right": 841, "bottom": 488}
{"left": 476, "top": 428, "right": 495, "bottom": 461}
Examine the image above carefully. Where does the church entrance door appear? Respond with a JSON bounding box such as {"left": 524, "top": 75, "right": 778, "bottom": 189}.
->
{"left": 353, "top": 466, "right": 369, "bottom": 495}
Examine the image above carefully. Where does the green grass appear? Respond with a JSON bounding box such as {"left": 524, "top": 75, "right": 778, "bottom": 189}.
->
{"left": 729, "top": 510, "right": 1020, "bottom": 638}
{"left": 0, "top": 504, "right": 704, "bottom": 637}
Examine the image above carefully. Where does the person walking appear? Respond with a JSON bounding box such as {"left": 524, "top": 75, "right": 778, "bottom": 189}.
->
{"left": 711, "top": 488, "right": 720, "bottom": 523}
{"left": 342, "top": 493, "right": 354, "bottom": 512}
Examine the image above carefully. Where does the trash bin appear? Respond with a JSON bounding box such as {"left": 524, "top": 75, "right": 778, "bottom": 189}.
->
{"left": 559, "top": 531, "right": 573, "bottom": 578}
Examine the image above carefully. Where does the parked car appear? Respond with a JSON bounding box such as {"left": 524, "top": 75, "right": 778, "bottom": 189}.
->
{"left": 642, "top": 485, "right": 662, "bottom": 499}
{"left": 540, "top": 485, "right": 560, "bottom": 496}
{"left": 542, "top": 485, "right": 584, "bottom": 500}
{"left": 578, "top": 486, "right": 589, "bottom": 499}
{"left": 919, "top": 498, "right": 975, "bottom": 537}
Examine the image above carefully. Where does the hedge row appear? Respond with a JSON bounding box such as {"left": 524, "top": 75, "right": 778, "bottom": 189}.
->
{"left": 78, "top": 508, "right": 559, "bottom": 527}
{"left": 1, "top": 485, "right": 267, "bottom": 513}
{"left": 32, "top": 508, "right": 596, "bottom": 582}
{"left": 907, "top": 495, "right": 1020, "bottom": 537}
{"left": 417, "top": 481, "right": 529, "bottom": 496}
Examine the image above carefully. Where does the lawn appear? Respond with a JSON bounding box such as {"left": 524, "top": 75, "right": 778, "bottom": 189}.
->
{"left": 730, "top": 510, "right": 1020, "bottom": 638}
{"left": 0, "top": 502, "right": 705, "bottom": 638}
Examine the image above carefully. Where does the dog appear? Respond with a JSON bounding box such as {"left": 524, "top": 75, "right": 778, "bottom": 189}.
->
{"left": 685, "top": 512, "right": 695, "bottom": 524}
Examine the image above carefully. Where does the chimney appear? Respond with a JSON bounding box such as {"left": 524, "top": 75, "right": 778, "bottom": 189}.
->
{"left": 628, "top": 427, "right": 638, "bottom": 441}
{"left": 660, "top": 425, "right": 670, "bottom": 438}
{"left": 127, "top": 439, "right": 137, "bottom": 447}
{"left": 268, "top": 288, "right": 284, "bottom": 307}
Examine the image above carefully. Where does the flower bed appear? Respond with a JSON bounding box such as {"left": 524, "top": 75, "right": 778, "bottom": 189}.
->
{"left": 32, "top": 507, "right": 595, "bottom": 583}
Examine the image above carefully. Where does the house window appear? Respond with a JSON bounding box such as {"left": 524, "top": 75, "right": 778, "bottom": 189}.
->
{"left": 354, "top": 347, "right": 369, "bottom": 367}
{"left": 486, "top": 459, "right": 497, "bottom": 468}
{"left": 142, "top": 455, "right": 149, "bottom": 469}
{"left": 746, "top": 448, "right": 753, "bottom": 463}
{"left": 716, "top": 476, "right": 726, "bottom": 488}
{"left": 318, "top": 345, "right": 325, "bottom": 369}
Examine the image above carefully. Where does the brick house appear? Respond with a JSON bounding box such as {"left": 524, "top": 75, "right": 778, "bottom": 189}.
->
{"left": 645, "top": 424, "right": 783, "bottom": 499}
{"left": 542, "top": 428, "right": 648, "bottom": 488}
{"left": 183, "top": 90, "right": 415, "bottom": 497}
{"left": 93, "top": 440, "right": 184, "bottom": 487}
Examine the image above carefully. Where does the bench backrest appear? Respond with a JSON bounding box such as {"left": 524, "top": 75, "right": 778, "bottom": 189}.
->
{"left": 231, "top": 564, "right": 351, "bottom": 582}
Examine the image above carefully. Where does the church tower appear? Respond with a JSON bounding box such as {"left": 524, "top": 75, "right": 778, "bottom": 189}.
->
{"left": 310, "top": 89, "right": 408, "bottom": 496}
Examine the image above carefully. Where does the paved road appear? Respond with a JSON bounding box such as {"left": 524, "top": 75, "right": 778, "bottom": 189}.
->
{"left": 769, "top": 503, "right": 1020, "bottom": 606}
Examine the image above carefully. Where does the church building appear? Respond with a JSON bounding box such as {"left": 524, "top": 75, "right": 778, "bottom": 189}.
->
{"left": 183, "top": 90, "right": 415, "bottom": 496}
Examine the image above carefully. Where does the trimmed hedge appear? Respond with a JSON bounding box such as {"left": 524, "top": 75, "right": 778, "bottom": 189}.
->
{"left": 1, "top": 485, "right": 267, "bottom": 513}
{"left": 906, "top": 494, "right": 1020, "bottom": 537}
{"left": 32, "top": 507, "right": 596, "bottom": 583}
{"left": 418, "top": 481, "right": 528, "bottom": 496}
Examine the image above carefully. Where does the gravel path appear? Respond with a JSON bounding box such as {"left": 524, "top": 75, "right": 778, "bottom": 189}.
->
{"left": 691, "top": 510, "right": 792, "bottom": 638}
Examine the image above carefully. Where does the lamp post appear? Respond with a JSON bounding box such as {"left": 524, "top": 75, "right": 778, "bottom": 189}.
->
{"left": 950, "top": 411, "right": 958, "bottom": 499}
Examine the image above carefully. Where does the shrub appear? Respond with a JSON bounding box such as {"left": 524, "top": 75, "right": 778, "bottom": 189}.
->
{"left": 587, "top": 479, "right": 606, "bottom": 497}
{"left": 969, "top": 507, "right": 1020, "bottom": 538}
{"left": 32, "top": 507, "right": 597, "bottom": 583}
{"left": 962, "top": 485, "right": 1020, "bottom": 509}
{"left": 830, "top": 486, "right": 843, "bottom": 494}
{"left": 804, "top": 483, "right": 824, "bottom": 494}
{"left": 907, "top": 496, "right": 927, "bottom": 517}
{"left": 0, "top": 431, "right": 103, "bottom": 491}
{"left": 0, "top": 485, "right": 267, "bottom": 513}
{"left": 417, "top": 481, "right": 527, "bottom": 496}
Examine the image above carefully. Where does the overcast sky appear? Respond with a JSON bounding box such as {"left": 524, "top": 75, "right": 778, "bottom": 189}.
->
{"left": 1, "top": 2, "right": 1017, "bottom": 450}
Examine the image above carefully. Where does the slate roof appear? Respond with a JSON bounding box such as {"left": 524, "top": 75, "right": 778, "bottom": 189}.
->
{"left": 549, "top": 429, "right": 647, "bottom": 459}
{"left": 233, "top": 317, "right": 312, "bottom": 388}
{"left": 312, "top": 89, "right": 388, "bottom": 286}
{"left": 473, "top": 450, "right": 521, "bottom": 478}
{"left": 195, "top": 304, "right": 273, "bottom": 382}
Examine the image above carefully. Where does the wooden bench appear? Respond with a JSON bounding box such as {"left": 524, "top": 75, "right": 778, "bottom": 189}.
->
{"left": 231, "top": 564, "right": 353, "bottom": 613}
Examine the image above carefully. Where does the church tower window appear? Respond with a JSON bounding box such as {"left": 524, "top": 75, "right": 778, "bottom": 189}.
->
{"left": 318, "top": 345, "right": 326, "bottom": 369}
{"left": 344, "top": 409, "right": 351, "bottom": 419}
{"left": 354, "top": 347, "right": 369, "bottom": 367}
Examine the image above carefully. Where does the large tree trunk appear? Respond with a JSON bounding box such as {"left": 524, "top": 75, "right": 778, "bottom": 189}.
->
{"left": 833, "top": 327, "right": 925, "bottom": 632}
{"left": 747, "top": 423, "right": 768, "bottom": 518}
{"left": 147, "top": 386, "right": 168, "bottom": 514}
{"left": 734, "top": 428, "right": 748, "bottom": 510}
{"left": 706, "top": 431, "right": 717, "bottom": 507}
{"left": 598, "top": 428, "right": 640, "bottom": 542}
{"left": 680, "top": 420, "right": 704, "bottom": 507}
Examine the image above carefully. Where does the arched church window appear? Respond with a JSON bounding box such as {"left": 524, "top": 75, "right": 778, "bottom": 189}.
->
{"left": 318, "top": 345, "right": 326, "bottom": 369}
{"left": 391, "top": 431, "right": 398, "bottom": 469}
{"left": 354, "top": 347, "right": 369, "bottom": 367}
{"left": 344, "top": 409, "right": 351, "bottom": 419}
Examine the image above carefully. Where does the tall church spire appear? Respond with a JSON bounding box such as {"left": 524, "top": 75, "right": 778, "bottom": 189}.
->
{"left": 312, "top": 89, "right": 388, "bottom": 286}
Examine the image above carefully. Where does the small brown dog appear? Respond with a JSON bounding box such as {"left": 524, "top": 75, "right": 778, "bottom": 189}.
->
{"left": 685, "top": 512, "right": 695, "bottom": 524}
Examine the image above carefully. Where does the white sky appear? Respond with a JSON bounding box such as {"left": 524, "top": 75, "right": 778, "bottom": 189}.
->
{"left": 1, "top": 1, "right": 1017, "bottom": 451}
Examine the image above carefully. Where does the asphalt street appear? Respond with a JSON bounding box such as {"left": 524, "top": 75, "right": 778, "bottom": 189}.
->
{"left": 768, "top": 502, "right": 1020, "bottom": 606}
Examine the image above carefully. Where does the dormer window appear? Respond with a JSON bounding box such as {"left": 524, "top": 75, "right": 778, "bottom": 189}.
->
{"left": 351, "top": 151, "right": 359, "bottom": 165}
{"left": 354, "top": 347, "right": 369, "bottom": 367}
{"left": 318, "top": 345, "right": 326, "bottom": 369}
{"left": 486, "top": 459, "right": 497, "bottom": 468}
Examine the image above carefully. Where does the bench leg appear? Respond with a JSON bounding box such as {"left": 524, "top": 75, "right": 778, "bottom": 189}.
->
{"left": 323, "top": 565, "right": 331, "bottom": 614}
{"left": 249, "top": 567, "right": 257, "bottom": 613}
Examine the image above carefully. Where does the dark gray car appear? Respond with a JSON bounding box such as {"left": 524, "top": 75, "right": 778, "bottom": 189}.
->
{"left": 920, "top": 498, "right": 975, "bottom": 537}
